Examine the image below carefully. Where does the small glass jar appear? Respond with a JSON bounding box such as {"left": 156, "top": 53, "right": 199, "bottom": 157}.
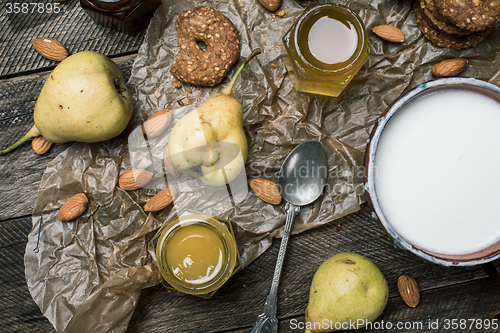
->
{"left": 80, "top": 0, "right": 161, "bottom": 35}
{"left": 282, "top": 4, "right": 371, "bottom": 97}
{"left": 153, "top": 210, "right": 241, "bottom": 298}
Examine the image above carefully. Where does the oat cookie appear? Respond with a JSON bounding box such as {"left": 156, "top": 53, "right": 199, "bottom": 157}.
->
{"left": 170, "top": 7, "right": 240, "bottom": 87}
{"left": 424, "top": 0, "right": 436, "bottom": 12}
{"left": 414, "top": 0, "right": 492, "bottom": 49}
{"left": 434, "top": 0, "right": 500, "bottom": 32}
{"left": 420, "top": 0, "right": 471, "bottom": 36}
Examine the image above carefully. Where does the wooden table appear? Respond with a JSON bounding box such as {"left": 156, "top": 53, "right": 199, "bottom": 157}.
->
{"left": 1, "top": 1, "right": 499, "bottom": 332}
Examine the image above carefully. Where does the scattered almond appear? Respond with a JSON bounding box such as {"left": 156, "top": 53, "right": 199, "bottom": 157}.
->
{"left": 249, "top": 178, "right": 282, "bottom": 205}
{"left": 172, "top": 81, "right": 182, "bottom": 89}
{"left": 31, "top": 136, "right": 53, "bottom": 154}
{"left": 275, "top": 9, "right": 288, "bottom": 18}
{"left": 144, "top": 188, "right": 176, "bottom": 212}
{"left": 397, "top": 274, "right": 420, "bottom": 308}
{"left": 142, "top": 109, "right": 172, "bottom": 138}
{"left": 118, "top": 169, "right": 153, "bottom": 190}
{"left": 372, "top": 25, "right": 405, "bottom": 43}
{"left": 163, "top": 146, "right": 181, "bottom": 177}
{"left": 32, "top": 37, "right": 69, "bottom": 61}
{"left": 177, "top": 97, "right": 192, "bottom": 106}
{"left": 57, "top": 193, "right": 88, "bottom": 222}
{"left": 432, "top": 58, "right": 468, "bottom": 77}
{"left": 258, "top": 0, "right": 281, "bottom": 12}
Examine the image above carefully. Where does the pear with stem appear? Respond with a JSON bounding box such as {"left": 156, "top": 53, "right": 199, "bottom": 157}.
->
{"left": 1, "top": 51, "right": 133, "bottom": 155}
{"left": 167, "top": 49, "right": 261, "bottom": 186}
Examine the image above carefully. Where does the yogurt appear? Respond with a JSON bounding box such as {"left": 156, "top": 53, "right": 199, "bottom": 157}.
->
{"left": 374, "top": 89, "right": 500, "bottom": 255}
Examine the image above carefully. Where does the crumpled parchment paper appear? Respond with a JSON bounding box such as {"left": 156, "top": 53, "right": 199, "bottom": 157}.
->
{"left": 24, "top": 0, "right": 500, "bottom": 332}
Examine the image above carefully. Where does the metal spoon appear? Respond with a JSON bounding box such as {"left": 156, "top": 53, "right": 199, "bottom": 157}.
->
{"left": 251, "top": 140, "right": 328, "bottom": 333}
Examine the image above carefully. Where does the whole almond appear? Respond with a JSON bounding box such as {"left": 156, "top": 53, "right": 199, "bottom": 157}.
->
{"left": 372, "top": 25, "right": 405, "bottom": 43}
{"left": 163, "top": 146, "right": 181, "bottom": 178}
{"left": 249, "top": 178, "right": 282, "bottom": 205}
{"left": 31, "top": 136, "right": 53, "bottom": 154}
{"left": 259, "top": 0, "right": 281, "bottom": 12}
{"left": 144, "top": 187, "right": 177, "bottom": 212}
{"left": 118, "top": 169, "right": 153, "bottom": 190}
{"left": 432, "top": 58, "right": 469, "bottom": 77}
{"left": 32, "top": 37, "right": 69, "bottom": 61}
{"left": 142, "top": 109, "right": 172, "bottom": 138}
{"left": 397, "top": 274, "right": 420, "bottom": 308}
{"left": 57, "top": 193, "right": 88, "bottom": 222}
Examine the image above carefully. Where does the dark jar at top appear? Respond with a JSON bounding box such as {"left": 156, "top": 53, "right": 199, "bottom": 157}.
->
{"left": 80, "top": 0, "right": 161, "bottom": 35}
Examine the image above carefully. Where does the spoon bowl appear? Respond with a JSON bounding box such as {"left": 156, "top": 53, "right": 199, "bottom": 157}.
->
{"left": 278, "top": 140, "right": 328, "bottom": 206}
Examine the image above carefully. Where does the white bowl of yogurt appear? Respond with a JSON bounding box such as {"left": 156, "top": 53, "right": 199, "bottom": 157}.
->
{"left": 365, "top": 77, "right": 500, "bottom": 275}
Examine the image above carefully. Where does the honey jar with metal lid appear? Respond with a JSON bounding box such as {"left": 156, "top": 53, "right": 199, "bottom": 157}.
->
{"left": 153, "top": 210, "right": 241, "bottom": 298}
{"left": 282, "top": 4, "right": 371, "bottom": 97}
{"left": 80, "top": 0, "right": 161, "bottom": 35}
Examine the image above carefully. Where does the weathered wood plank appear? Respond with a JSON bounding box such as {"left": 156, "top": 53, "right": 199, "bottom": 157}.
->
{"left": 226, "top": 277, "right": 500, "bottom": 333}
{"left": 0, "top": 209, "right": 492, "bottom": 333}
{"left": 126, "top": 205, "right": 489, "bottom": 332}
{"left": 0, "top": 0, "right": 144, "bottom": 78}
{"left": 0, "top": 227, "right": 55, "bottom": 333}
{"left": 0, "top": 57, "right": 494, "bottom": 333}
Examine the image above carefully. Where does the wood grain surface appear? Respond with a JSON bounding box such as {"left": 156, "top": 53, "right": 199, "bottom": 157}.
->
{"left": 1, "top": 11, "right": 499, "bottom": 333}
{"left": 0, "top": 0, "right": 145, "bottom": 78}
{"left": 1, "top": 62, "right": 499, "bottom": 333}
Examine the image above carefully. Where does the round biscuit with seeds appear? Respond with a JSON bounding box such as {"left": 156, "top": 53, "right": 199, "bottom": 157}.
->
{"left": 170, "top": 7, "right": 240, "bottom": 87}
{"left": 434, "top": 0, "right": 500, "bottom": 32}
{"left": 414, "top": 0, "right": 492, "bottom": 49}
{"left": 420, "top": 0, "right": 472, "bottom": 36}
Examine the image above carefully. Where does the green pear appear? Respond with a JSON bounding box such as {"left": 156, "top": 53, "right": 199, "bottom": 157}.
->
{"left": 1, "top": 51, "right": 133, "bottom": 155}
{"left": 305, "top": 252, "right": 389, "bottom": 333}
{"left": 167, "top": 49, "right": 261, "bottom": 186}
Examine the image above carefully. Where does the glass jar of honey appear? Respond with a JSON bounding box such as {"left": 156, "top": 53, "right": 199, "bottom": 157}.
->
{"left": 80, "top": 0, "right": 161, "bottom": 35}
{"left": 153, "top": 210, "right": 241, "bottom": 298}
{"left": 282, "top": 4, "right": 371, "bottom": 97}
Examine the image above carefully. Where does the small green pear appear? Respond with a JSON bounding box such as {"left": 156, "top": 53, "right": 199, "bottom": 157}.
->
{"left": 305, "top": 252, "right": 389, "bottom": 333}
{"left": 1, "top": 51, "right": 133, "bottom": 155}
{"left": 167, "top": 49, "right": 261, "bottom": 186}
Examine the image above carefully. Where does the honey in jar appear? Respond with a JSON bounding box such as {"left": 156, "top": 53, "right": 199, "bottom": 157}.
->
{"left": 166, "top": 224, "right": 225, "bottom": 284}
{"left": 153, "top": 210, "right": 240, "bottom": 298}
{"left": 80, "top": 0, "right": 161, "bottom": 35}
{"left": 282, "top": 4, "right": 371, "bottom": 97}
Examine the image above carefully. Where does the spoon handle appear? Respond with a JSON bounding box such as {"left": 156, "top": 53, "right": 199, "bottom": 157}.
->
{"left": 251, "top": 202, "right": 300, "bottom": 333}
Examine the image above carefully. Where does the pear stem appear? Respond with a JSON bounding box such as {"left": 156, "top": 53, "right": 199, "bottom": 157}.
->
{"left": 0, "top": 125, "right": 41, "bottom": 155}
{"left": 221, "top": 48, "right": 262, "bottom": 96}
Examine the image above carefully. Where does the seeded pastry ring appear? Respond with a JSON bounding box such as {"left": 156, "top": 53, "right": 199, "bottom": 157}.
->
{"left": 170, "top": 7, "right": 240, "bottom": 87}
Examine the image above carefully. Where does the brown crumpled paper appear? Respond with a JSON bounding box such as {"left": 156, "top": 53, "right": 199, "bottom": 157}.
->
{"left": 24, "top": 0, "right": 500, "bottom": 332}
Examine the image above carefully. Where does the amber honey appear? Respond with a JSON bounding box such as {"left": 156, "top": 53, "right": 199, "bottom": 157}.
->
{"left": 153, "top": 210, "right": 240, "bottom": 298}
{"left": 165, "top": 224, "right": 225, "bottom": 284}
{"left": 282, "top": 4, "right": 371, "bottom": 97}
